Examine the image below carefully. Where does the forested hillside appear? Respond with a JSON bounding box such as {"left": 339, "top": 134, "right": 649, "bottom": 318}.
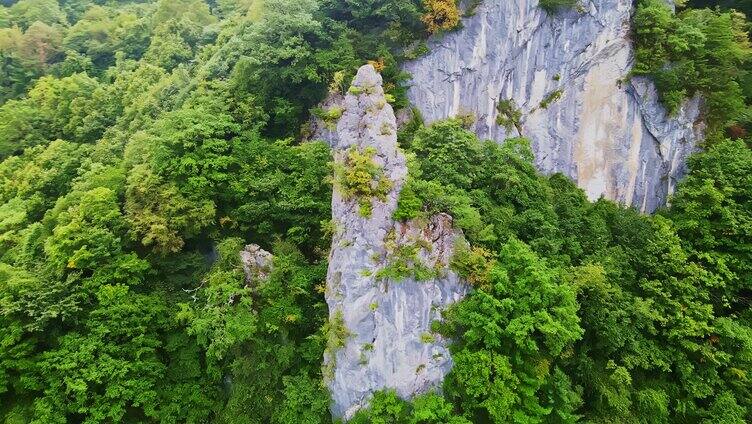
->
{"left": 0, "top": 0, "right": 750, "bottom": 423}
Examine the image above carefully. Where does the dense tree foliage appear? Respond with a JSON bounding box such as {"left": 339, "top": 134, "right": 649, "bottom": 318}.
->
{"left": 634, "top": 0, "right": 752, "bottom": 136}
{"left": 688, "top": 0, "right": 752, "bottom": 18}
{"left": 0, "top": 0, "right": 749, "bottom": 423}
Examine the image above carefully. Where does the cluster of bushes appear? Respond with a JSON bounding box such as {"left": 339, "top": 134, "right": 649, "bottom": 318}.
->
{"left": 538, "top": 0, "right": 579, "bottom": 13}
{"left": 334, "top": 147, "right": 392, "bottom": 217}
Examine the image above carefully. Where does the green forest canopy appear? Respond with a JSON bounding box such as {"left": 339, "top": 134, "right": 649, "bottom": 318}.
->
{"left": 0, "top": 0, "right": 750, "bottom": 423}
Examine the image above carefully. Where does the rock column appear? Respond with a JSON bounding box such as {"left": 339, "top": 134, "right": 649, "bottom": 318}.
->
{"left": 324, "top": 65, "right": 467, "bottom": 419}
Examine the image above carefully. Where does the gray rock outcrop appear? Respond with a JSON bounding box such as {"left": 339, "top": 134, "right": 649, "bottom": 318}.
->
{"left": 239, "top": 244, "right": 273, "bottom": 284}
{"left": 404, "top": 0, "right": 703, "bottom": 212}
{"left": 324, "top": 65, "right": 468, "bottom": 419}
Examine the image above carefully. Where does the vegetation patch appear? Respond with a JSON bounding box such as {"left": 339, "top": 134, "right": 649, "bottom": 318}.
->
{"left": 496, "top": 98, "right": 524, "bottom": 135}
{"left": 539, "top": 0, "right": 578, "bottom": 13}
{"left": 539, "top": 89, "right": 563, "bottom": 109}
{"left": 450, "top": 240, "right": 495, "bottom": 290}
{"left": 322, "top": 309, "right": 352, "bottom": 380}
{"left": 403, "top": 41, "right": 430, "bottom": 60}
{"left": 312, "top": 106, "right": 344, "bottom": 130}
{"left": 463, "top": 0, "right": 484, "bottom": 17}
{"left": 375, "top": 230, "right": 437, "bottom": 282}
{"left": 421, "top": 0, "right": 461, "bottom": 34}
{"left": 334, "top": 147, "right": 393, "bottom": 217}
{"left": 324, "top": 309, "right": 351, "bottom": 353}
{"left": 455, "top": 109, "right": 476, "bottom": 128}
{"left": 420, "top": 332, "right": 437, "bottom": 343}
{"left": 348, "top": 85, "right": 364, "bottom": 96}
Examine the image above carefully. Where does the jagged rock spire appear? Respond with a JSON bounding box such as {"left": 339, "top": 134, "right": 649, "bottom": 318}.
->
{"left": 324, "top": 65, "right": 467, "bottom": 419}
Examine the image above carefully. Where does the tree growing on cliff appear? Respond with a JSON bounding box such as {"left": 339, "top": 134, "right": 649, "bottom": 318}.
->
{"left": 421, "top": 0, "right": 460, "bottom": 33}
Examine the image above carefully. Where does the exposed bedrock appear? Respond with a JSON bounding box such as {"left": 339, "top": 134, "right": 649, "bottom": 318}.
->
{"left": 403, "top": 0, "right": 703, "bottom": 212}
{"left": 324, "top": 65, "right": 468, "bottom": 420}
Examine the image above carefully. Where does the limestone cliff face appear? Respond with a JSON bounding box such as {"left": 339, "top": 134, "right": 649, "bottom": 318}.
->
{"left": 324, "top": 65, "right": 468, "bottom": 419}
{"left": 404, "top": 0, "right": 703, "bottom": 212}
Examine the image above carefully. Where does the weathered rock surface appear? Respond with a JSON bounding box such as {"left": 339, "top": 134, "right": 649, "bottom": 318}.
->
{"left": 325, "top": 65, "right": 468, "bottom": 419}
{"left": 239, "top": 244, "right": 273, "bottom": 283}
{"left": 404, "top": 0, "right": 703, "bottom": 212}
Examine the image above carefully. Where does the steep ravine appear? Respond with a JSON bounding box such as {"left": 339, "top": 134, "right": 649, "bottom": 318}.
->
{"left": 404, "top": 0, "right": 704, "bottom": 212}
{"left": 324, "top": 65, "right": 468, "bottom": 419}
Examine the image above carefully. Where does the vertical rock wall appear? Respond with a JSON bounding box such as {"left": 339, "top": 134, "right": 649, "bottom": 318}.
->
{"left": 324, "top": 65, "right": 468, "bottom": 419}
{"left": 404, "top": 0, "right": 704, "bottom": 212}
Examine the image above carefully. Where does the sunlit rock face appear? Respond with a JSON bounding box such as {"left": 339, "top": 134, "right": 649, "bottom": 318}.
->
{"left": 324, "top": 65, "right": 468, "bottom": 420}
{"left": 404, "top": 0, "right": 703, "bottom": 212}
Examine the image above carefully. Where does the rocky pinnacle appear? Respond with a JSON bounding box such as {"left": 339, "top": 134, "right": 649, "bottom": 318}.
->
{"left": 324, "top": 65, "right": 468, "bottom": 419}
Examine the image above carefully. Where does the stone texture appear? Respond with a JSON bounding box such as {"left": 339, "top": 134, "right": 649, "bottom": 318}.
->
{"left": 403, "top": 0, "right": 703, "bottom": 212}
{"left": 325, "top": 65, "right": 468, "bottom": 420}
{"left": 239, "top": 244, "right": 273, "bottom": 284}
{"left": 308, "top": 92, "right": 345, "bottom": 145}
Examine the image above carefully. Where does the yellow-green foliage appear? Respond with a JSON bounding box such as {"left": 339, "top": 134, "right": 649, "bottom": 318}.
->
{"left": 539, "top": 89, "right": 563, "bottom": 109}
{"left": 322, "top": 309, "right": 351, "bottom": 380}
{"left": 375, "top": 230, "right": 436, "bottom": 282}
{"left": 455, "top": 110, "right": 476, "bottom": 128}
{"left": 450, "top": 240, "right": 495, "bottom": 290}
{"left": 329, "top": 70, "right": 347, "bottom": 94}
{"left": 420, "top": 332, "right": 436, "bottom": 343}
{"left": 421, "top": 0, "right": 461, "bottom": 34}
{"left": 335, "top": 147, "right": 392, "bottom": 217}
{"left": 324, "top": 309, "right": 350, "bottom": 352}
{"left": 312, "top": 106, "right": 344, "bottom": 130}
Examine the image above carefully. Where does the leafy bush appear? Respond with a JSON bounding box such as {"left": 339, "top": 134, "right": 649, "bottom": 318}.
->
{"left": 539, "top": 0, "right": 578, "bottom": 13}
{"left": 322, "top": 309, "right": 351, "bottom": 380}
{"left": 449, "top": 240, "right": 495, "bottom": 289}
{"left": 421, "top": 0, "right": 461, "bottom": 33}
{"left": 312, "top": 105, "right": 344, "bottom": 130}
{"left": 334, "top": 146, "right": 393, "bottom": 217}
{"left": 375, "top": 230, "right": 436, "bottom": 282}
{"left": 539, "top": 89, "right": 563, "bottom": 109}
{"left": 496, "top": 98, "right": 523, "bottom": 134}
